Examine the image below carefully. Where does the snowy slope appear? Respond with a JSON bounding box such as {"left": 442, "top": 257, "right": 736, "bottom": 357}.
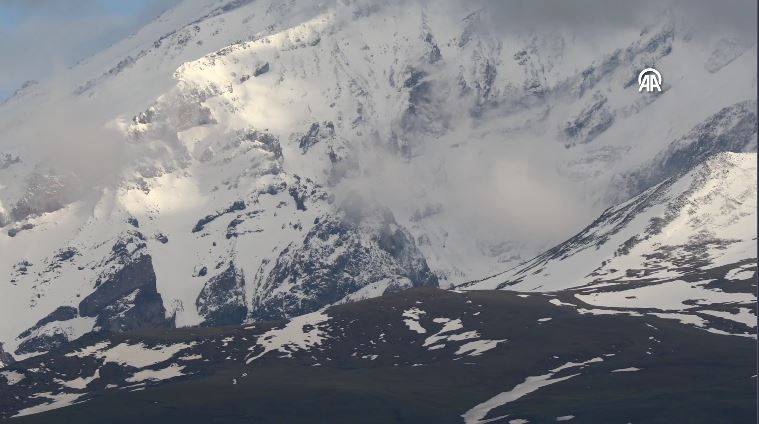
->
{"left": 462, "top": 152, "right": 757, "bottom": 335}
{"left": 0, "top": 0, "right": 756, "bottom": 358}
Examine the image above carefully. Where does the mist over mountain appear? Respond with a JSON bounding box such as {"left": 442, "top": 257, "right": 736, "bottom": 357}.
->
{"left": 0, "top": 0, "right": 756, "bottom": 421}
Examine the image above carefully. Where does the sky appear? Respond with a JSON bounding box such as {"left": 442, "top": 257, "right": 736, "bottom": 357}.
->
{"left": 0, "top": 0, "right": 181, "bottom": 101}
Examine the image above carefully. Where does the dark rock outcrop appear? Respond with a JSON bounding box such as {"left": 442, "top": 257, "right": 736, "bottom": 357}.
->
{"left": 563, "top": 94, "right": 614, "bottom": 146}
{"left": 253, "top": 62, "right": 270, "bottom": 77}
{"left": 79, "top": 252, "right": 170, "bottom": 333}
{"left": 196, "top": 264, "right": 247, "bottom": 326}
{"left": 298, "top": 121, "right": 335, "bottom": 153}
{"left": 614, "top": 100, "right": 757, "bottom": 201}
{"left": 192, "top": 200, "right": 246, "bottom": 233}
{"left": 14, "top": 308, "right": 81, "bottom": 357}
{"left": 0, "top": 343, "right": 14, "bottom": 366}
{"left": 7, "top": 223, "right": 33, "bottom": 237}
{"left": 251, "top": 197, "right": 438, "bottom": 320}
{"left": 15, "top": 333, "right": 68, "bottom": 356}
{"left": 17, "top": 306, "right": 78, "bottom": 340}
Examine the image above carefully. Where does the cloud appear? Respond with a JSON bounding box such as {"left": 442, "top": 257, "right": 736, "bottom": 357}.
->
{"left": 476, "top": 0, "right": 756, "bottom": 41}
{"left": 0, "top": 0, "right": 754, "bottom": 258}
{"left": 332, "top": 0, "right": 758, "bottom": 256}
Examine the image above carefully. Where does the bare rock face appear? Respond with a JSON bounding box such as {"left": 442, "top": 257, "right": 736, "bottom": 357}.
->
{"left": 298, "top": 121, "right": 335, "bottom": 153}
{"left": 251, "top": 196, "right": 438, "bottom": 321}
{"left": 13, "top": 306, "right": 78, "bottom": 355}
{"left": 563, "top": 94, "right": 614, "bottom": 147}
{"left": 78, "top": 234, "right": 171, "bottom": 333}
{"left": 0, "top": 343, "right": 13, "bottom": 368}
{"left": 10, "top": 232, "right": 172, "bottom": 357}
{"left": 614, "top": 101, "right": 757, "bottom": 201}
{"left": 196, "top": 264, "right": 247, "bottom": 326}
{"left": 21, "top": 306, "right": 79, "bottom": 335}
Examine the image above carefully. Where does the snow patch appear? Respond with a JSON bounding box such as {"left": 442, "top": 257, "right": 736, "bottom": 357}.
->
{"left": 611, "top": 367, "right": 640, "bottom": 373}
{"left": 57, "top": 369, "right": 99, "bottom": 390}
{"left": 463, "top": 357, "right": 604, "bottom": 423}
{"left": 455, "top": 339, "right": 506, "bottom": 357}
{"left": 549, "top": 299, "right": 576, "bottom": 307}
{"left": 402, "top": 308, "right": 427, "bottom": 334}
{"left": 13, "top": 392, "right": 83, "bottom": 417}
{"left": 1, "top": 370, "right": 24, "bottom": 385}
{"left": 72, "top": 342, "right": 195, "bottom": 368}
{"left": 575, "top": 281, "right": 754, "bottom": 312}
{"left": 126, "top": 363, "right": 186, "bottom": 383}
{"left": 247, "top": 310, "right": 330, "bottom": 363}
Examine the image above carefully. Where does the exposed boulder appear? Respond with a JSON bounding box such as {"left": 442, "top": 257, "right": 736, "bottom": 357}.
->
{"left": 253, "top": 62, "right": 270, "bottom": 77}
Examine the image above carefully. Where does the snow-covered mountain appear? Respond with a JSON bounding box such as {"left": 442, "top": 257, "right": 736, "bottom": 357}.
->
{"left": 462, "top": 152, "right": 757, "bottom": 336}
{"left": 0, "top": 0, "right": 756, "bottom": 364}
